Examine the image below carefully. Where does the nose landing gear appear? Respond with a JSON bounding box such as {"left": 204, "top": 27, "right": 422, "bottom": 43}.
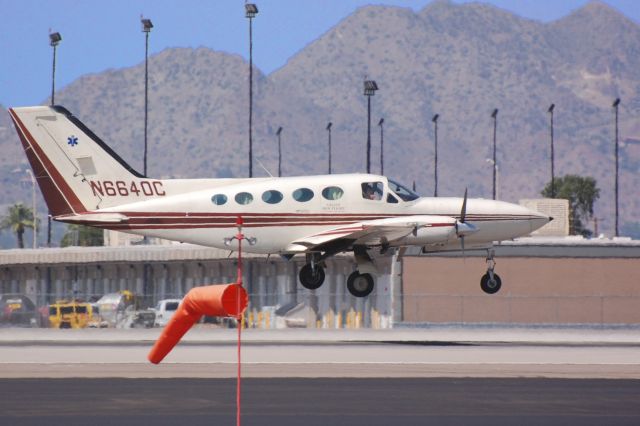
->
{"left": 480, "top": 249, "right": 502, "bottom": 294}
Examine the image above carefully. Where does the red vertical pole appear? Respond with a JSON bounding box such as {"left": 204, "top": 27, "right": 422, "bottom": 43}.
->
{"left": 236, "top": 216, "right": 244, "bottom": 426}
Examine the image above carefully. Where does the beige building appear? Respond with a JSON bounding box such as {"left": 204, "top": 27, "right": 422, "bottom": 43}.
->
{"left": 402, "top": 240, "right": 640, "bottom": 325}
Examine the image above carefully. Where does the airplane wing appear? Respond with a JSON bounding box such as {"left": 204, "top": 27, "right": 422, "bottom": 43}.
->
{"left": 285, "top": 215, "right": 456, "bottom": 253}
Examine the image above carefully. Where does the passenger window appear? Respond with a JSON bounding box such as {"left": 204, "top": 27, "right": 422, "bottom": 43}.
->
{"left": 322, "top": 186, "right": 344, "bottom": 200}
{"left": 262, "top": 190, "right": 283, "bottom": 204}
{"left": 292, "top": 188, "right": 314, "bottom": 202}
{"left": 387, "top": 193, "right": 399, "bottom": 204}
{"left": 234, "top": 192, "right": 254, "bottom": 205}
{"left": 211, "top": 194, "right": 227, "bottom": 205}
{"left": 361, "top": 182, "right": 383, "bottom": 201}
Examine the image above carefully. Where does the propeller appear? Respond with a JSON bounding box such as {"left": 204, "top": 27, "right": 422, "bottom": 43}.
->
{"left": 455, "top": 188, "right": 477, "bottom": 254}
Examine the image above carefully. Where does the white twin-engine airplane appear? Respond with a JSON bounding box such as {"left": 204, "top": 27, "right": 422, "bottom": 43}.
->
{"left": 9, "top": 105, "right": 551, "bottom": 297}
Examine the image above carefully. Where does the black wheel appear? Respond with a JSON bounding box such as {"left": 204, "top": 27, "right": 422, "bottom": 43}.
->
{"left": 347, "top": 271, "right": 374, "bottom": 298}
{"left": 299, "top": 263, "right": 325, "bottom": 290}
{"left": 480, "top": 272, "right": 502, "bottom": 294}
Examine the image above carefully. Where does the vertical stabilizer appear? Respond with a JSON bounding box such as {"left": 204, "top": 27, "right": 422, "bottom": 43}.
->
{"left": 8, "top": 106, "right": 162, "bottom": 217}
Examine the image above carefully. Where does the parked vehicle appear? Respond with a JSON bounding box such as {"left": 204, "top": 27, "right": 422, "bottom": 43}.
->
{"left": 153, "top": 299, "right": 182, "bottom": 327}
{"left": 48, "top": 300, "right": 96, "bottom": 329}
{"left": 0, "top": 294, "right": 38, "bottom": 327}
{"left": 94, "top": 290, "right": 138, "bottom": 328}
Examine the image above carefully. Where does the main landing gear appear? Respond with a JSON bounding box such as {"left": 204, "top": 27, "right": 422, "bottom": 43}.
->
{"left": 480, "top": 249, "right": 502, "bottom": 294}
{"left": 298, "top": 251, "right": 376, "bottom": 298}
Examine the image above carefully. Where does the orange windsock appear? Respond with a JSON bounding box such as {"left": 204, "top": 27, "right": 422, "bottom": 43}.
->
{"left": 148, "top": 283, "right": 248, "bottom": 364}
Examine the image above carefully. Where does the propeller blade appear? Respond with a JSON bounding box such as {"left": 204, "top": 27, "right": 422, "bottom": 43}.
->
{"left": 460, "top": 188, "right": 468, "bottom": 223}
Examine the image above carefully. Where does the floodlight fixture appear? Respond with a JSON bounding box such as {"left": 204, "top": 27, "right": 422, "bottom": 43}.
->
{"left": 49, "top": 32, "right": 62, "bottom": 47}
{"left": 364, "top": 80, "right": 378, "bottom": 96}
{"left": 245, "top": 3, "right": 258, "bottom": 18}
{"left": 491, "top": 108, "right": 498, "bottom": 118}
{"left": 548, "top": 103, "right": 555, "bottom": 113}
{"left": 432, "top": 113, "right": 439, "bottom": 123}
{"left": 141, "top": 18, "right": 153, "bottom": 32}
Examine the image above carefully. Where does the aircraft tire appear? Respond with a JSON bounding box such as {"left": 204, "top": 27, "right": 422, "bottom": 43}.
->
{"left": 299, "top": 264, "right": 325, "bottom": 290}
{"left": 347, "top": 271, "right": 374, "bottom": 298}
{"left": 480, "top": 272, "right": 502, "bottom": 294}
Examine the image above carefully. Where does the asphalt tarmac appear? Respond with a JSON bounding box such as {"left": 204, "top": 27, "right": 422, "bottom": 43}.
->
{"left": 1, "top": 327, "right": 639, "bottom": 425}
{"left": 2, "top": 377, "right": 640, "bottom": 425}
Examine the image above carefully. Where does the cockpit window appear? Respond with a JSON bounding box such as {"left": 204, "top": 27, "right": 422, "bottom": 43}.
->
{"left": 262, "top": 190, "right": 283, "bottom": 204}
{"left": 322, "top": 186, "right": 344, "bottom": 200}
{"left": 388, "top": 179, "right": 419, "bottom": 202}
{"left": 361, "top": 182, "right": 383, "bottom": 201}
{"left": 387, "top": 193, "right": 399, "bottom": 204}
{"left": 234, "top": 192, "right": 254, "bottom": 205}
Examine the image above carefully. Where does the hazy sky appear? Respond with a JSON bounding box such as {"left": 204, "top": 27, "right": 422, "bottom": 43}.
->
{"left": 1, "top": 0, "right": 638, "bottom": 107}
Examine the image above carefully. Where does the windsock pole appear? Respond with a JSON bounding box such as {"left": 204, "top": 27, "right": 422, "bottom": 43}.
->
{"left": 235, "top": 216, "right": 244, "bottom": 426}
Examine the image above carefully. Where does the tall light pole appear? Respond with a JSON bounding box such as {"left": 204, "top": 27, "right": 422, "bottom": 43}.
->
{"left": 378, "top": 118, "right": 384, "bottom": 175}
{"left": 49, "top": 31, "right": 61, "bottom": 105}
{"left": 548, "top": 103, "right": 555, "bottom": 198}
{"left": 432, "top": 113, "right": 439, "bottom": 197}
{"left": 246, "top": 3, "right": 258, "bottom": 178}
{"left": 364, "top": 80, "right": 378, "bottom": 174}
{"left": 25, "top": 169, "right": 37, "bottom": 249}
{"left": 141, "top": 17, "right": 153, "bottom": 177}
{"left": 491, "top": 108, "right": 498, "bottom": 200}
{"left": 48, "top": 31, "right": 61, "bottom": 247}
{"left": 276, "top": 126, "right": 283, "bottom": 177}
{"left": 326, "top": 122, "right": 332, "bottom": 174}
{"left": 613, "top": 98, "right": 620, "bottom": 237}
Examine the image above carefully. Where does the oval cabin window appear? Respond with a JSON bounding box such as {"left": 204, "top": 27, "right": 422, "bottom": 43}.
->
{"left": 292, "top": 188, "right": 314, "bottom": 202}
{"left": 234, "top": 192, "right": 254, "bottom": 205}
{"left": 262, "top": 190, "right": 283, "bottom": 204}
{"left": 211, "top": 194, "right": 228, "bottom": 205}
{"left": 322, "top": 186, "right": 344, "bottom": 200}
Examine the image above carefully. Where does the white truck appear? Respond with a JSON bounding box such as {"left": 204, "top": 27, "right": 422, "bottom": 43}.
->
{"left": 153, "top": 299, "right": 182, "bottom": 327}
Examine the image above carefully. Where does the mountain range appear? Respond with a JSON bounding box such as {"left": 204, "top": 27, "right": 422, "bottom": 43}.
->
{"left": 1, "top": 0, "right": 638, "bottom": 243}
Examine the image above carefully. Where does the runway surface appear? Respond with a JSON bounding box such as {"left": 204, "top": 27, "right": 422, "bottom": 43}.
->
{"left": 2, "top": 377, "right": 640, "bottom": 425}
{"left": 1, "top": 327, "right": 639, "bottom": 425}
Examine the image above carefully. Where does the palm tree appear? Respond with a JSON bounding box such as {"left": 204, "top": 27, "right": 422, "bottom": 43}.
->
{"left": 0, "top": 203, "right": 37, "bottom": 248}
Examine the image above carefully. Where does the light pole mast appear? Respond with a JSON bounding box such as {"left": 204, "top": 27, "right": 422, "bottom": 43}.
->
{"left": 491, "top": 108, "right": 498, "bottom": 200}
{"left": 246, "top": 3, "right": 258, "bottom": 178}
{"left": 49, "top": 31, "right": 62, "bottom": 247}
{"left": 548, "top": 104, "right": 555, "bottom": 198}
{"left": 364, "top": 80, "right": 378, "bottom": 174}
{"left": 276, "top": 126, "right": 283, "bottom": 177}
{"left": 326, "top": 122, "right": 332, "bottom": 174}
{"left": 432, "top": 114, "right": 439, "bottom": 197}
{"left": 141, "top": 17, "right": 153, "bottom": 177}
{"left": 378, "top": 118, "right": 384, "bottom": 175}
{"left": 613, "top": 98, "right": 620, "bottom": 237}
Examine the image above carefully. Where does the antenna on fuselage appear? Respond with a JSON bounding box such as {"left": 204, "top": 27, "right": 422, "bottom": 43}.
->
{"left": 256, "top": 159, "right": 273, "bottom": 177}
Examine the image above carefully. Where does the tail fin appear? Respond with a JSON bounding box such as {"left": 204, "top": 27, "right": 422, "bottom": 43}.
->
{"left": 9, "top": 105, "right": 149, "bottom": 217}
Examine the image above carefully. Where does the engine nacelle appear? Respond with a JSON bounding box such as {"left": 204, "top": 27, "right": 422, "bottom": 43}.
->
{"left": 401, "top": 222, "right": 457, "bottom": 246}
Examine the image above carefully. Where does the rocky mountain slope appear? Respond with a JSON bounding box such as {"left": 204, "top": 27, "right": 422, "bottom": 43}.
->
{"left": 1, "top": 0, "right": 638, "bottom": 241}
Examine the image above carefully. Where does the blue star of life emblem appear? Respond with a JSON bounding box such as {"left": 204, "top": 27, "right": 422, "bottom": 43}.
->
{"left": 67, "top": 135, "right": 78, "bottom": 147}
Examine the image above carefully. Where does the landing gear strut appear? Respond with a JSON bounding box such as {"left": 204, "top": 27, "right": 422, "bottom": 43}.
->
{"left": 480, "top": 249, "right": 502, "bottom": 294}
